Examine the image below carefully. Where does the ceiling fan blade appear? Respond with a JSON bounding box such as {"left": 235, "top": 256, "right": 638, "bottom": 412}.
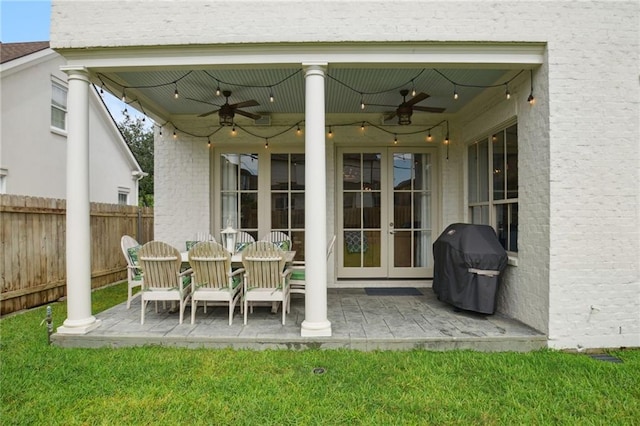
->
{"left": 404, "top": 92, "right": 430, "bottom": 107}
{"left": 230, "top": 99, "right": 259, "bottom": 109}
{"left": 366, "top": 103, "right": 398, "bottom": 108}
{"left": 383, "top": 111, "right": 398, "bottom": 121}
{"left": 413, "top": 106, "right": 446, "bottom": 113}
{"left": 187, "top": 97, "right": 220, "bottom": 107}
{"left": 235, "top": 109, "right": 262, "bottom": 120}
{"left": 198, "top": 109, "right": 220, "bottom": 118}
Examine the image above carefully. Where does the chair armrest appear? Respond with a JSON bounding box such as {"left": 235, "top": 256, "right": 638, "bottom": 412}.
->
{"left": 229, "top": 268, "right": 245, "bottom": 277}
{"left": 282, "top": 267, "right": 293, "bottom": 278}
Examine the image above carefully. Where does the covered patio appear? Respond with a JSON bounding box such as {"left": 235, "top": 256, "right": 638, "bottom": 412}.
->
{"left": 52, "top": 288, "right": 545, "bottom": 352}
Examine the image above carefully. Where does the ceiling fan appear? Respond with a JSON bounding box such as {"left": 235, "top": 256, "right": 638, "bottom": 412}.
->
{"left": 369, "top": 89, "right": 445, "bottom": 125}
{"left": 197, "top": 90, "right": 261, "bottom": 125}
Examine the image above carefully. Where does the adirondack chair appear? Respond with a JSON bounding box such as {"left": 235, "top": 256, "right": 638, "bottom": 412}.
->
{"left": 241, "top": 241, "right": 292, "bottom": 325}
{"left": 290, "top": 235, "right": 336, "bottom": 295}
{"left": 120, "top": 235, "right": 143, "bottom": 309}
{"left": 233, "top": 231, "right": 256, "bottom": 253}
{"left": 185, "top": 231, "right": 216, "bottom": 251}
{"left": 138, "top": 241, "right": 192, "bottom": 324}
{"left": 260, "top": 231, "right": 292, "bottom": 251}
{"left": 188, "top": 241, "right": 244, "bottom": 325}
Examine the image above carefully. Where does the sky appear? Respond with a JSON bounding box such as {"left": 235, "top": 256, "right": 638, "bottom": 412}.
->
{"left": 1, "top": 0, "right": 147, "bottom": 125}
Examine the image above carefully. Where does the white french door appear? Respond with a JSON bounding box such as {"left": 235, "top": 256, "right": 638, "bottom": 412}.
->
{"left": 337, "top": 147, "right": 437, "bottom": 279}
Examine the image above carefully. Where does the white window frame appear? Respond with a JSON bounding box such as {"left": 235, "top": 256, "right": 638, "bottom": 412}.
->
{"left": 118, "top": 187, "right": 130, "bottom": 205}
{"left": 51, "top": 77, "right": 68, "bottom": 133}
{"left": 467, "top": 120, "right": 518, "bottom": 254}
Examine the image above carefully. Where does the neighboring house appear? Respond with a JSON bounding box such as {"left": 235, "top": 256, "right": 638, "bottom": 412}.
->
{"left": 0, "top": 41, "right": 145, "bottom": 205}
{"left": 49, "top": 1, "right": 639, "bottom": 350}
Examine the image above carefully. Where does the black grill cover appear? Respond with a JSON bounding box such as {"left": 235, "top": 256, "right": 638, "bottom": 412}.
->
{"left": 432, "top": 223, "right": 508, "bottom": 314}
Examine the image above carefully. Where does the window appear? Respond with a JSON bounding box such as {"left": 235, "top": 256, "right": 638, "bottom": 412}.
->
{"left": 220, "top": 153, "right": 259, "bottom": 240}
{"left": 217, "top": 152, "right": 306, "bottom": 257}
{"left": 51, "top": 80, "right": 67, "bottom": 131}
{"left": 468, "top": 123, "right": 518, "bottom": 252}
{"left": 270, "top": 153, "right": 305, "bottom": 258}
{"left": 118, "top": 188, "right": 130, "bottom": 205}
{"left": 0, "top": 168, "right": 7, "bottom": 194}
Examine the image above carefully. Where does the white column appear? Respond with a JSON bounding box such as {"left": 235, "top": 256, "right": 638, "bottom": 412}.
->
{"left": 301, "top": 63, "right": 332, "bottom": 337}
{"left": 56, "top": 67, "right": 100, "bottom": 334}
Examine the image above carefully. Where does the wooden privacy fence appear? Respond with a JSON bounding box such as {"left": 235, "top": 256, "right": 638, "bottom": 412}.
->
{"left": 0, "top": 195, "right": 153, "bottom": 315}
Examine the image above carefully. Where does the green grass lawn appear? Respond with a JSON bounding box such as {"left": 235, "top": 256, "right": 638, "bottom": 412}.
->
{"left": 2, "top": 282, "right": 639, "bottom": 425}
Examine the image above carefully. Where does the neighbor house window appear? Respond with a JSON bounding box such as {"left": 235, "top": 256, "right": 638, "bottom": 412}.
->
{"left": 51, "top": 80, "right": 67, "bottom": 131}
{"left": 118, "top": 188, "right": 129, "bottom": 205}
{"left": 0, "top": 168, "right": 7, "bottom": 194}
{"left": 468, "top": 122, "right": 518, "bottom": 252}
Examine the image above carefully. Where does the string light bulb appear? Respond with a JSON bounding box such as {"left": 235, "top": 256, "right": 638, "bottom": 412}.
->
{"left": 231, "top": 126, "right": 237, "bottom": 136}
{"left": 444, "top": 132, "right": 450, "bottom": 144}
{"left": 328, "top": 127, "right": 333, "bottom": 138}
{"left": 264, "top": 139, "right": 269, "bottom": 149}
{"left": 393, "top": 134, "right": 398, "bottom": 144}
{"left": 269, "top": 87, "right": 274, "bottom": 103}
{"left": 173, "top": 130, "right": 177, "bottom": 139}
{"left": 360, "top": 95, "right": 365, "bottom": 110}
{"left": 361, "top": 122, "right": 365, "bottom": 131}
{"left": 453, "top": 84, "right": 459, "bottom": 100}
{"left": 174, "top": 83, "right": 179, "bottom": 99}
{"left": 411, "top": 80, "right": 416, "bottom": 97}
{"left": 505, "top": 84, "right": 511, "bottom": 100}
{"left": 207, "top": 137, "right": 211, "bottom": 148}
{"left": 296, "top": 125, "right": 302, "bottom": 136}
{"left": 159, "top": 127, "right": 163, "bottom": 136}
{"left": 121, "top": 89, "right": 126, "bottom": 102}
{"left": 427, "top": 130, "right": 432, "bottom": 142}
{"left": 215, "top": 83, "right": 221, "bottom": 96}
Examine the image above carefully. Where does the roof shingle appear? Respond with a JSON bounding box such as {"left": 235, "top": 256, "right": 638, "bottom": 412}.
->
{"left": 1, "top": 41, "right": 50, "bottom": 64}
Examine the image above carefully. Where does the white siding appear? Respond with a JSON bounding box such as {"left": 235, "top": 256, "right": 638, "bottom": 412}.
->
{"left": 0, "top": 50, "right": 142, "bottom": 204}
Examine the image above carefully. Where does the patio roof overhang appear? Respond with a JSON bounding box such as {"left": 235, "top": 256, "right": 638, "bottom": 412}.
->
{"left": 55, "top": 42, "right": 545, "bottom": 135}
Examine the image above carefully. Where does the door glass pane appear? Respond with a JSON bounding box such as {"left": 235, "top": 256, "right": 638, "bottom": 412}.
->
{"left": 291, "top": 193, "right": 304, "bottom": 228}
{"left": 290, "top": 154, "right": 305, "bottom": 190}
{"left": 413, "top": 192, "right": 430, "bottom": 228}
{"left": 343, "top": 154, "right": 361, "bottom": 190}
{"left": 414, "top": 153, "right": 431, "bottom": 190}
{"left": 271, "top": 193, "right": 288, "bottom": 229}
{"left": 394, "top": 231, "right": 412, "bottom": 267}
{"left": 343, "top": 193, "right": 361, "bottom": 228}
{"left": 394, "top": 192, "right": 411, "bottom": 229}
{"left": 493, "top": 131, "right": 505, "bottom": 200}
{"left": 362, "top": 192, "right": 381, "bottom": 229}
{"left": 270, "top": 154, "right": 288, "bottom": 189}
{"left": 343, "top": 230, "right": 362, "bottom": 267}
{"left": 240, "top": 193, "right": 257, "bottom": 229}
{"left": 506, "top": 124, "right": 518, "bottom": 199}
{"left": 413, "top": 230, "right": 431, "bottom": 268}
{"left": 221, "top": 193, "right": 238, "bottom": 227}
{"left": 363, "top": 231, "right": 380, "bottom": 267}
{"left": 362, "top": 154, "right": 381, "bottom": 190}
{"left": 291, "top": 230, "right": 305, "bottom": 261}
{"left": 393, "top": 153, "right": 413, "bottom": 189}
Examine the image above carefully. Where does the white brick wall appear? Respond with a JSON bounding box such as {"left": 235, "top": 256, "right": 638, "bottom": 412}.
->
{"left": 154, "top": 129, "right": 211, "bottom": 249}
{"left": 51, "top": 1, "right": 640, "bottom": 349}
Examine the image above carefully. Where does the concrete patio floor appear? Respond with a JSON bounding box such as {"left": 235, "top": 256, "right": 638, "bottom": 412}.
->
{"left": 51, "top": 287, "right": 546, "bottom": 352}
